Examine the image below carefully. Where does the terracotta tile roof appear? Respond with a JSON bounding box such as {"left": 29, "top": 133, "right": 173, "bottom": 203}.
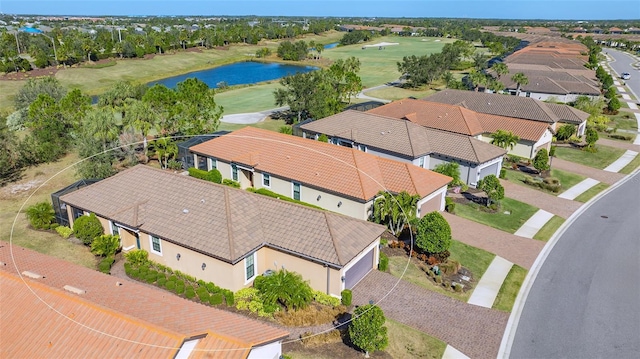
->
{"left": 367, "top": 98, "right": 550, "bottom": 142}
{"left": 367, "top": 99, "right": 485, "bottom": 136}
{"left": 300, "top": 110, "right": 506, "bottom": 164}
{"left": 505, "top": 53, "right": 587, "bottom": 70}
{"left": 190, "top": 127, "right": 451, "bottom": 202}
{"left": 60, "top": 165, "right": 386, "bottom": 267}
{"left": 422, "top": 89, "right": 589, "bottom": 125}
{"left": 0, "top": 244, "right": 283, "bottom": 358}
{"left": 494, "top": 69, "right": 600, "bottom": 96}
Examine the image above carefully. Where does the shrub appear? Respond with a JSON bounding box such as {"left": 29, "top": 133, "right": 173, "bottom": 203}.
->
{"left": 128, "top": 268, "right": 140, "bottom": 279}
{"left": 165, "top": 281, "right": 176, "bottom": 290}
{"left": 556, "top": 124, "right": 576, "bottom": 141}
{"left": 318, "top": 134, "right": 329, "bottom": 143}
{"left": 91, "top": 234, "right": 120, "bottom": 257}
{"left": 157, "top": 277, "right": 167, "bottom": 287}
{"left": 198, "top": 291, "right": 210, "bottom": 303}
{"left": 206, "top": 169, "right": 222, "bottom": 184}
{"left": 348, "top": 304, "right": 388, "bottom": 356}
{"left": 174, "top": 281, "right": 185, "bottom": 295}
{"left": 433, "top": 162, "right": 465, "bottom": 188}
{"left": 25, "top": 202, "right": 56, "bottom": 230}
{"left": 167, "top": 159, "right": 183, "bottom": 170}
{"left": 439, "top": 260, "right": 461, "bottom": 275}
{"left": 533, "top": 148, "right": 550, "bottom": 173}
{"left": 341, "top": 289, "right": 352, "bottom": 306}
{"left": 223, "top": 290, "right": 234, "bottom": 306}
{"left": 453, "top": 283, "right": 464, "bottom": 292}
{"left": 416, "top": 212, "right": 452, "bottom": 254}
{"left": 499, "top": 168, "right": 506, "bottom": 179}
{"left": 205, "top": 282, "right": 220, "bottom": 294}
{"left": 378, "top": 252, "right": 389, "bottom": 272}
{"left": 313, "top": 290, "right": 341, "bottom": 307}
{"left": 445, "top": 197, "right": 456, "bottom": 213}
{"left": 210, "top": 293, "right": 224, "bottom": 305}
{"left": 125, "top": 249, "right": 149, "bottom": 266}
{"left": 188, "top": 167, "right": 208, "bottom": 180}
{"left": 55, "top": 226, "right": 73, "bottom": 239}
{"left": 435, "top": 275, "right": 443, "bottom": 284}
{"left": 549, "top": 145, "right": 557, "bottom": 157}
{"left": 222, "top": 179, "right": 241, "bottom": 188}
{"left": 145, "top": 272, "right": 157, "bottom": 283}
{"left": 258, "top": 270, "right": 314, "bottom": 311}
{"left": 98, "top": 255, "right": 115, "bottom": 274}
{"left": 185, "top": 287, "right": 196, "bottom": 299}
{"left": 73, "top": 213, "right": 104, "bottom": 245}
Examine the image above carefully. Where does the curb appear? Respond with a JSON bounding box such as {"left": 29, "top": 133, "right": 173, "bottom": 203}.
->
{"left": 497, "top": 167, "right": 640, "bottom": 358}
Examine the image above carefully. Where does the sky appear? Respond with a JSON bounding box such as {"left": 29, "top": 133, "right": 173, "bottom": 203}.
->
{"left": 1, "top": 0, "right": 639, "bottom": 20}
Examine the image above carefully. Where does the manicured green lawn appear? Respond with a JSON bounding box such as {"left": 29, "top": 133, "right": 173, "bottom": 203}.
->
{"left": 492, "top": 265, "right": 527, "bottom": 312}
{"left": 533, "top": 215, "right": 565, "bottom": 242}
{"left": 215, "top": 82, "right": 281, "bottom": 114}
{"left": 620, "top": 152, "right": 640, "bottom": 174}
{"left": 323, "top": 36, "right": 454, "bottom": 88}
{"left": 607, "top": 112, "right": 638, "bottom": 131}
{"left": 574, "top": 182, "right": 609, "bottom": 203}
{"left": 217, "top": 118, "right": 288, "bottom": 133}
{"left": 387, "top": 239, "right": 495, "bottom": 302}
{"left": 554, "top": 145, "right": 626, "bottom": 169}
{"left": 454, "top": 197, "right": 539, "bottom": 234}
{"left": 503, "top": 167, "right": 586, "bottom": 195}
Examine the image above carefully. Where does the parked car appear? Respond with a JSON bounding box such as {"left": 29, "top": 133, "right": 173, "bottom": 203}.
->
{"left": 621, "top": 72, "right": 631, "bottom": 80}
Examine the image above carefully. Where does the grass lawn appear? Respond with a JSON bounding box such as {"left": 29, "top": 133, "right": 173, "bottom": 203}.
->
{"left": 215, "top": 82, "right": 281, "bottom": 114}
{"left": 454, "top": 197, "right": 539, "bottom": 234}
{"left": 620, "top": 152, "right": 640, "bottom": 174}
{"left": 574, "top": 182, "right": 609, "bottom": 203}
{"left": 365, "top": 86, "right": 437, "bottom": 101}
{"left": 322, "top": 36, "right": 454, "bottom": 88}
{"left": 533, "top": 215, "right": 565, "bottom": 242}
{"left": 0, "top": 81, "right": 23, "bottom": 112}
{"left": 492, "top": 265, "right": 527, "bottom": 312}
{"left": 607, "top": 112, "right": 638, "bottom": 131}
{"left": 217, "top": 118, "right": 288, "bottom": 133}
{"left": 388, "top": 239, "right": 495, "bottom": 302}
{"left": 503, "top": 167, "right": 586, "bottom": 195}
{"left": 554, "top": 145, "right": 625, "bottom": 169}
{"left": 0, "top": 152, "right": 97, "bottom": 269}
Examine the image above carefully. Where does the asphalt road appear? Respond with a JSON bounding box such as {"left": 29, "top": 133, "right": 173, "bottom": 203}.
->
{"left": 606, "top": 49, "right": 640, "bottom": 101}
{"left": 510, "top": 170, "right": 640, "bottom": 358}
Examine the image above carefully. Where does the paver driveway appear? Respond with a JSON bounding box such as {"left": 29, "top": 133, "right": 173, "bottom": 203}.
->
{"left": 352, "top": 270, "right": 509, "bottom": 359}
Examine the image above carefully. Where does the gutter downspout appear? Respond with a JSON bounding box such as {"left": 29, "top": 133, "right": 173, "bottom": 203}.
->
{"left": 326, "top": 264, "right": 330, "bottom": 295}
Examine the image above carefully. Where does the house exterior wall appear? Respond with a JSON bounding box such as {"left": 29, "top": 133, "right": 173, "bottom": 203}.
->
{"left": 339, "top": 239, "right": 380, "bottom": 292}
{"left": 259, "top": 247, "right": 343, "bottom": 296}
{"left": 248, "top": 341, "right": 282, "bottom": 359}
{"left": 479, "top": 134, "right": 551, "bottom": 159}
{"left": 416, "top": 186, "right": 447, "bottom": 216}
{"left": 514, "top": 91, "right": 598, "bottom": 103}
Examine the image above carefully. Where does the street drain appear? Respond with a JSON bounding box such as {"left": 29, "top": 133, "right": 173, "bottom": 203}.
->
{"left": 601, "top": 215, "right": 609, "bottom": 219}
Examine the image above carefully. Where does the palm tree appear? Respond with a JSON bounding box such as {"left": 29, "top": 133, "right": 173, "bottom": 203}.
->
{"left": 442, "top": 71, "right": 454, "bottom": 88}
{"left": 123, "top": 99, "right": 156, "bottom": 155}
{"left": 468, "top": 70, "right": 487, "bottom": 92}
{"left": 149, "top": 137, "right": 177, "bottom": 169}
{"left": 490, "top": 129, "right": 520, "bottom": 151}
{"left": 371, "top": 191, "right": 419, "bottom": 236}
{"left": 492, "top": 62, "right": 509, "bottom": 80}
{"left": 84, "top": 108, "right": 120, "bottom": 151}
{"left": 511, "top": 72, "right": 529, "bottom": 96}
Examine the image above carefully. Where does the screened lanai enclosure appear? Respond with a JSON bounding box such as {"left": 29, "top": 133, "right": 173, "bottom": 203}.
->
{"left": 51, "top": 179, "right": 101, "bottom": 227}
{"left": 177, "top": 131, "right": 230, "bottom": 170}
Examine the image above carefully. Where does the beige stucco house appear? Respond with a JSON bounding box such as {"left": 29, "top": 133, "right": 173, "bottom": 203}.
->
{"left": 189, "top": 127, "right": 452, "bottom": 220}
{"left": 60, "top": 165, "right": 387, "bottom": 297}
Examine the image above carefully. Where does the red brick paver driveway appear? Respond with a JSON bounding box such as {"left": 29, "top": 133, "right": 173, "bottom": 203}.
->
{"left": 442, "top": 212, "right": 545, "bottom": 270}
{"left": 500, "top": 179, "right": 581, "bottom": 219}
{"left": 352, "top": 270, "right": 509, "bottom": 359}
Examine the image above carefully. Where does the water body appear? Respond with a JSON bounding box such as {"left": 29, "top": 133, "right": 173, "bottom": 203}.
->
{"left": 148, "top": 61, "right": 318, "bottom": 89}
{"left": 324, "top": 42, "right": 339, "bottom": 49}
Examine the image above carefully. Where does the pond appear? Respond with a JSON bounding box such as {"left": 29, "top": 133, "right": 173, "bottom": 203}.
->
{"left": 324, "top": 42, "right": 339, "bottom": 49}
{"left": 147, "top": 61, "right": 318, "bottom": 89}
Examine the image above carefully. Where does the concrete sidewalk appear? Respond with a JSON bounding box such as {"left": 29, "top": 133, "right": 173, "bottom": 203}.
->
{"left": 514, "top": 209, "right": 554, "bottom": 238}
{"left": 468, "top": 256, "right": 513, "bottom": 308}
{"left": 636, "top": 114, "right": 640, "bottom": 145}
{"left": 603, "top": 150, "right": 638, "bottom": 172}
{"left": 558, "top": 178, "right": 600, "bottom": 200}
{"left": 443, "top": 345, "right": 471, "bottom": 359}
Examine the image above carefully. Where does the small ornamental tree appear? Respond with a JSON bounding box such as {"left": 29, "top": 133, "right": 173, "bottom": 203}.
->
{"left": 91, "top": 234, "right": 121, "bottom": 257}
{"left": 607, "top": 96, "right": 620, "bottom": 113}
{"left": 533, "top": 148, "right": 550, "bottom": 173}
{"left": 73, "top": 213, "right": 104, "bottom": 245}
{"left": 349, "top": 304, "right": 388, "bottom": 358}
{"left": 415, "top": 211, "right": 452, "bottom": 255}
{"left": 585, "top": 127, "right": 599, "bottom": 149}
{"left": 25, "top": 201, "right": 56, "bottom": 229}
{"left": 477, "top": 174, "right": 505, "bottom": 207}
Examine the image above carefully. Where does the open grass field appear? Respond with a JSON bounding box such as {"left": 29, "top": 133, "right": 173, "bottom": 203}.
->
{"left": 322, "top": 36, "right": 454, "bottom": 88}
{"left": 492, "top": 265, "right": 527, "bottom": 312}
{"left": 554, "top": 145, "right": 626, "bottom": 169}
{"left": 0, "top": 152, "right": 97, "bottom": 269}
{"left": 215, "top": 82, "right": 282, "bottom": 114}
{"left": 217, "top": 118, "right": 288, "bottom": 133}
{"left": 454, "top": 197, "right": 539, "bottom": 234}
{"left": 533, "top": 215, "right": 565, "bottom": 242}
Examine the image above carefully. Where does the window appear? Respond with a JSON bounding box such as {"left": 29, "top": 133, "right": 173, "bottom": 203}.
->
{"left": 358, "top": 144, "right": 367, "bottom": 152}
{"left": 110, "top": 221, "right": 120, "bottom": 236}
{"left": 197, "top": 155, "right": 207, "bottom": 170}
{"left": 209, "top": 158, "right": 217, "bottom": 170}
{"left": 150, "top": 235, "right": 162, "bottom": 255}
{"left": 245, "top": 254, "right": 255, "bottom": 281}
{"left": 231, "top": 164, "right": 238, "bottom": 181}
{"left": 292, "top": 182, "right": 301, "bottom": 201}
{"left": 525, "top": 92, "right": 531, "bottom": 98}
{"left": 419, "top": 156, "right": 425, "bottom": 168}
{"left": 262, "top": 173, "right": 271, "bottom": 187}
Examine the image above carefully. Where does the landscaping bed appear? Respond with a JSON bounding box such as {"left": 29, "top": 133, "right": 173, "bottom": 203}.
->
{"left": 503, "top": 166, "right": 586, "bottom": 195}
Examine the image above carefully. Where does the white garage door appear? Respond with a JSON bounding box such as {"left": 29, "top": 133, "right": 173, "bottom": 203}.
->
{"left": 345, "top": 249, "right": 374, "bottom": 289}
{"left": 479, "top": 162, "right": 500, "bottom": 181}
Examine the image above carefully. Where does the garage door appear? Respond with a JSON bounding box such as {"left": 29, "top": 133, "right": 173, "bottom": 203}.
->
{"left": 419, "top": 195, "right": 442, "bottom": 216}
{"left": 345, "top": 248, "right": 374, "bottom": 289}
{"left": 478, "top": 162, "right": 500, "bottom": 181}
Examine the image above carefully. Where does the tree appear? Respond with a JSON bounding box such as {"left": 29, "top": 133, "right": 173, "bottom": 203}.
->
{"left": 59, "top": 88, "right": 91, "bottom": 131}
{"left": 83, "top": 107, "right": 120, "bottom": 151}
{"left": 533, "top": 148, "right": 550, "bottom": 173}
{"left": 25, "top": 94, "right": 70, "bottom": 162}
{"left": 490, "top": 130, "right": 519, "bottom": 151}
{"left": 349, "top": 304, "right": 388, "bottom": 358}
{"left": 511, "top": 72, "right": 529, "bottom": 96}
{"left": 149, "top": 137, "right": 178, "bottom": 169}
{"left": 25, "top": 201, "right": 55, "bottom": 229}
{"left": 123, "top": 99, "right": 156, "bottom": 154}
{"left": 607, "top": 96, "right": 621, "bottom": 113}
{"left": 585, "top": 127, "right": 599, "bottom": 149}
{"left": 492, "top": 62, "right": 509, "bottom": 79}
{"left": 173, "top": 78, "right": 223, "bottom": 135}
{"left": 573, "top": 96, "right": 605, "bottom": 116}
{"left": 255, "top": 269, "right": 313, "bottom": 311}
{"left": 415, "top": 211, "right": 452, "bottom": 254}
{"left": 371, "top": 191, "right": 419, "bottom": 236}
{"left": 433, "top": 162, "right": 464, "bottom": 188}
{"left": 73, "top": 213, "right": 104, "bottom": 245}
{"left": 556, "top": 124, "right": 576, "bottom": 141}
{"left": 91, "top": 234, "right": 120, "bottom": 257}
{"left": 477, "top": 174, "right": 504, "bottom": 207}
{"left": 15, "top": 76, "right": 66, "bottom": 111}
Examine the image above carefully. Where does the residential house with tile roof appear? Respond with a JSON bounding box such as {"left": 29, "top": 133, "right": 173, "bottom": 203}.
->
{"left": 423, "top": 89, "right": 589, "bottom": 137}
{"left": 59, "top": 165, "right": 387, "bottom": 295}
{"left": 0, "top": 243, "right": 289, "bottom": 359}
{"left": 493, "top": 68, "right": 600, "bottom": 102}
{"left": 189, "top": 127, "right": 452, "bottom": 220}
{"left": 367, "top": 98, "right": 553, "bottom": 159}
{"left": 299, "top": 110, "right": 506, "bottom": 187}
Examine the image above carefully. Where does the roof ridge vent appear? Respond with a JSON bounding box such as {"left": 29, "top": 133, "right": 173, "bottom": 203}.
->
{"left": 22, "top": 271, "right": 44, "bottom": 279}
{"left": 63, "top": 285, "right": 86, "bottom": 295}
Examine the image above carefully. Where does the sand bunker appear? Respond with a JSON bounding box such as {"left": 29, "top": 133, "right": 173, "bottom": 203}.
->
{"left": 361, "top": 42, "right": 399, "bottom": 49}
